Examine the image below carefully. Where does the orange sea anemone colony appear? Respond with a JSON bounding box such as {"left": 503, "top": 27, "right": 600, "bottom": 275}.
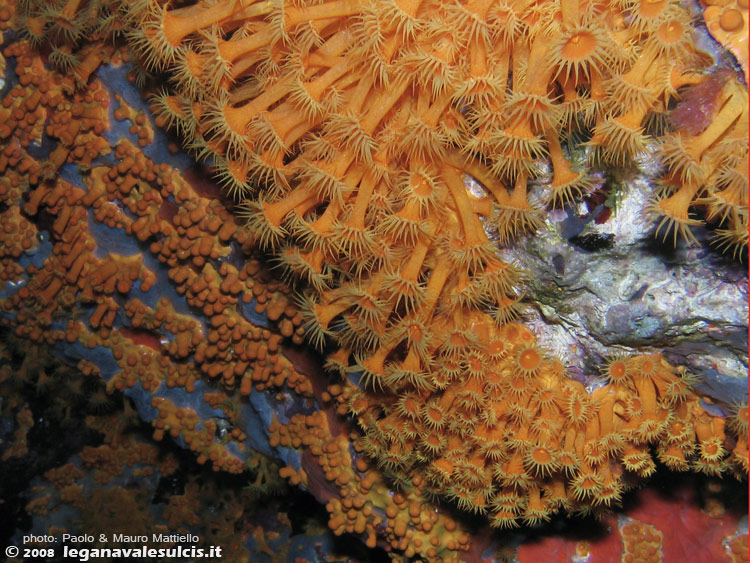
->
{"left": 21, "top": 0, "right": 748, "bottom": 252}
{"left": 100, "top": 0, "right": 746, "bottom": 358}
{"left": 16, "top": 0, "right": 748, "bottom": 527}
{"left": 655, "top": 75, "right": 748, "bottom": 252}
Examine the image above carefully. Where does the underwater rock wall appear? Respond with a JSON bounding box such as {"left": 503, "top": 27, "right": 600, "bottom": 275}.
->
{"left": 0, "top": 0, "right": 747, "bottom": 561}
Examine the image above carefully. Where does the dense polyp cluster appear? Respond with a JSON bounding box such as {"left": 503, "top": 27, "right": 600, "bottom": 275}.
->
{"left": 1, "top": 333, "right": 304, "bottom": 561}
{"left": 106, "top": 7, "right": 747, "bottom": 372}
{"left": 92, "top": 0, "right": 747, "bottom": 525}
{"left": 339, "top": 336, "right": 746, "bottom": 527}
{"left": 0, "top": 35, "right": 309, "bottom": 474}
{"left": 269, "top": 409, "right": 474, "bottom": 560}
{"left": 5, "top": 0, "right": 749, "bottom": 557}
{"left": 619, "top": 519, "right": 663, "bottom": 563}
{"left": 654, "top": 74, "right": 748, "bottom": 252}
{"left": 21, "top": 1, "right": 749, "bottom": 250}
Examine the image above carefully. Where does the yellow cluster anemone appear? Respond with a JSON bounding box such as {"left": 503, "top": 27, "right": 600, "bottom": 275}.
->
{"left": 15, "top": 0, "right": 749, "bottom": 532}
{"left": 654, "top": 74, "right": 748, "bottom": 253}
{"left": 346, "top": 347, "right": 745, "bottom": 526}
{"left": 20, "top": 0, "right": 747, "bottom": 253}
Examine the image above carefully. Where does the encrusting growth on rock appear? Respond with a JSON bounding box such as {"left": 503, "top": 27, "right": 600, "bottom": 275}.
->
{"left": 0, "top": 31, "right": 310, "bottom": 474}
{"left": 9, "top": 0, "right": 750, "bottom": 554}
